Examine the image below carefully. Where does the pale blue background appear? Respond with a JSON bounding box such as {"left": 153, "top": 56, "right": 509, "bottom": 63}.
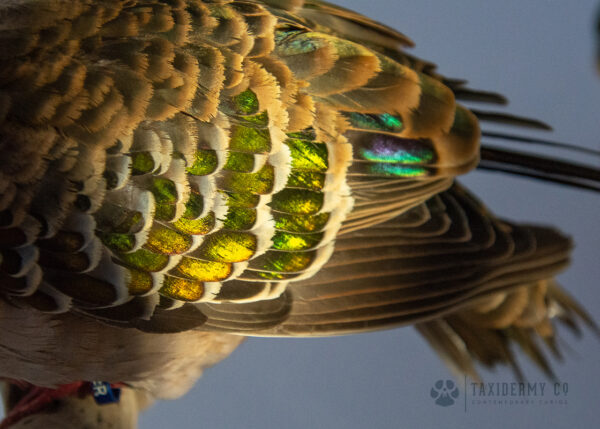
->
{"left": 142, "top": 2, "right": 600, "bottom": 428}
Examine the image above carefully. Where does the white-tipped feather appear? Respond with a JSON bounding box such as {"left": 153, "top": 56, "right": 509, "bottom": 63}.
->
{"left": 13, "top": 215, "right": 42, "bottom": 248}
{"left": 198, "top": 282, "right": 223, "bottom": 302}
{"left": 11, "top": 245, "right": 39, "bottom": 278}
{"left": 269, "top": 144, "right": 292, "bottom": 193}
{"left": 39, "top": 281, "right": 73, "bottom": 313}
{"left": 248, "top": 218, "right": 276, "bottom": 260}
{"left": 190, "top": 175, "right": 217, "bottom": 218}
{"left": 17, "top": 264, "right": 43, "bottom": 297}
{"left": 160, "top": 158, "right": 191, "bottom": 221}
{"left": 80, "top": 236, "right": 104, "bottom": 273}
{"left": 86, "top": 250, "right": 130, "bottom": 307}
{"left": 61, "top": 212, "right": 97, "bottom": 251}
{"left": 105, "top": 154, "right": 132, "bottom": 190}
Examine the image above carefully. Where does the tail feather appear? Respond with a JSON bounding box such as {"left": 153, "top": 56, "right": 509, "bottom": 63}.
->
{"left": 417, "top": 280, "right": 596, "bottom": 380}
{"left": 478, "top": 146, "right": 600, "bottom": 192}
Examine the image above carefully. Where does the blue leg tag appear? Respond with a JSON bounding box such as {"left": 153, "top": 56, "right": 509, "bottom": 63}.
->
{"left": 91, "top": 381, "right": 121, "bottom": 405}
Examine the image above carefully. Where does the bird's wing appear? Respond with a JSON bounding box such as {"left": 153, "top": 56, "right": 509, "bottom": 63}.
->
{"left": 0, "top": 0, "right": 473, "bottom": 315}
{"left": 230, "top": 183, "right": 572, "bottom": 336}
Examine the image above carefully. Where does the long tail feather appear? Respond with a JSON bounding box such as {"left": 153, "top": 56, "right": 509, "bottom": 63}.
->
{"left": 478, "top": 146, "right": 600, "bottom": 192}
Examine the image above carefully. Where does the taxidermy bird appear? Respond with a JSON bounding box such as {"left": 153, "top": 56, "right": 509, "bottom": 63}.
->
{"left": 0, "top": 0, "right": 598, "bottom": 427}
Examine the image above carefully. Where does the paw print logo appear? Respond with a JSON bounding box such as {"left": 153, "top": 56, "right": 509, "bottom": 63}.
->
{"left": 430, "top": 380, "right": 459, "bottom": 407}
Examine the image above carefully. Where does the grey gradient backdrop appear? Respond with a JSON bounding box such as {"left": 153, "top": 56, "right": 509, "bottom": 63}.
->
{"left": 74, "top": 0, "right": 598, "bottom": 427}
